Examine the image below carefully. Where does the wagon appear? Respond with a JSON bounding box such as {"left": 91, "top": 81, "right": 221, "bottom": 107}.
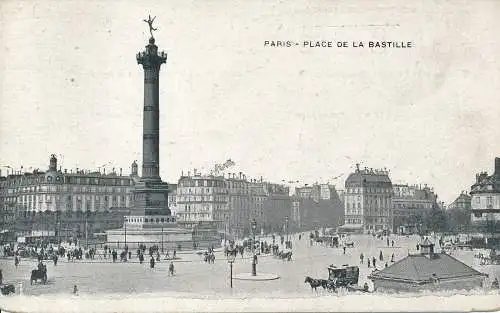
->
{"left": 328, "top": 264, "right": 359, "bottom": 288}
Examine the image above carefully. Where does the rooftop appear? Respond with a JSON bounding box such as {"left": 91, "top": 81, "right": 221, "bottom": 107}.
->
{"left": 369, "top": 243, "right": 485, "bottom": 283}
{"left": 345, "top": 165, "right": 391, "bottom": 186}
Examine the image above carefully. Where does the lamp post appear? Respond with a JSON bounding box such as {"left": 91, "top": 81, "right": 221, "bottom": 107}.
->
{"left": 161, "top": 226, "right": 164, "bottom": 253}
{"left": 124, "top": 217, "right": 127, "bottom": 247}
{"left": 251, "top": 218, "right": 257, "bottom": 276}
{"left": 85, "top": 211, "right": 89, "bottom": 248}
{"left": 227, "top": 247, "right": 236, "bottom": 288}
{"left": 285, "top": 216, "right": 289, "bottom": 244}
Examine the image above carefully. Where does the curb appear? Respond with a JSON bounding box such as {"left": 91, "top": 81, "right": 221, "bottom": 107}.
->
{"left": 233, "top": 273, "right": 280, "bottom": 281}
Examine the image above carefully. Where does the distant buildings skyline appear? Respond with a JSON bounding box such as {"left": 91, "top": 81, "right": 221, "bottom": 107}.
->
{"left": 2, "top": 154, "right": 499, "bottom": 238}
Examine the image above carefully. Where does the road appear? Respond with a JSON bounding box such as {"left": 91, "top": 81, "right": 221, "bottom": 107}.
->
{"left": 1, "top": 233, "right": 498, "bottom": 298}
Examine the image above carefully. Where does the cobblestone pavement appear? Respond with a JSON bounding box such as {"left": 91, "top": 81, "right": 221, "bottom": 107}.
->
{"left": 1, "top": 233, "right": 498, "bottom": 297}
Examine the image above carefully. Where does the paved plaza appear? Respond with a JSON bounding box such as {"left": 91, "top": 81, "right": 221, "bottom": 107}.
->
{"left": 1, "top": 233, "right": 499, "bottom": 298}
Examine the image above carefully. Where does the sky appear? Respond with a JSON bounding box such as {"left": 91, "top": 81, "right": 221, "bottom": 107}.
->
{"left": 1, "top": 0, "right": 499, "bottom": 204}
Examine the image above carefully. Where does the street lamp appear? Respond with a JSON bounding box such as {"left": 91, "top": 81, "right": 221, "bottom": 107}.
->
{"left": 226, "top": 247, "right": 236, "bottom": 288}
{"left": 161, "top": 226, "right": 164, "bottom": 253}
{"left": 285, "top": 216, "right": 289, "bottom": 244}
{"left": 124, "top": 217, "right": 127, "bottom": 247}
{"left": 251, "top": 218, "right": 257, "bottom": 276}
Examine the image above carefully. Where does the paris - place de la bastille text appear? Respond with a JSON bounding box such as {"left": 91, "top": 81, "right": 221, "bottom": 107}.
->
{"left": 264, "top": 40, "right": 413, "bottom": 48}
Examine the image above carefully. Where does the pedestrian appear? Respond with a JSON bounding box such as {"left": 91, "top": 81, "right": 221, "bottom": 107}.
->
{"left": 14, "top": 255, "right": 19, "bottom": 268}
{"left": 129, "top": 251, "right": 132, "bottom": 259}
{"left": 0, "top": 269, "right": 3, "bottom": 285}
{"left": 386, "top": 238, "right": 389, "bottom": 247}
{"left": 169, "top": 262, "right": 175, "bottom": 276}
{"left": 372, "top": 257, "right": 376, "bottom": 268}
{"left": 73, "top": 285, "right": 78, "bottom": 295}
{"left": 360, "top": 253, "right": 364, "bottom": 264}
{"left": 150, "top": 256, "right": 155, "bottom": 268}
{"left": 385, "top": 262, "right": 388, "bottom": 268}
{"left": 379, "top": 250, "right": 383, "bottom": 261}
{"left": 367, "top": 259, "right": 371, "bottom": 268}
{"left": 343, "top": 246, "right": 346, "bottom": 255}
{"left": 391, "top": 240, "right": 394, "bottom": 247}
{"left": 492, "top": 278, "right": 499, "bottom": 289}
{"left": 173, "top": 249, "right": 176, "bottom": 259}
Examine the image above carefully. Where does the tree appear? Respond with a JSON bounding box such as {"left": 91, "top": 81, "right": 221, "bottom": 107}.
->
{"left": 424, "top": 206, "right": 448, "bottom": 233}
{"left": 447, "top": 207, "right": 471, "bottom": 233}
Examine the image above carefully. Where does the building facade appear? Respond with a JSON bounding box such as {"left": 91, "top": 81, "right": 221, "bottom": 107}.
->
{"left": 342, "top": 165, "right": 392, "bottom": 233}
{"left": 392, "top": 184, "right": 438, "bottom": 234}
{"left": 226, "top": 173, "right": 251, "bottom": 237}
{"left": 0, "top": 155, "right": 138, "bottom": 238}
{"left": 0, "top": 155, "right": 134, "bottom": 214}
{"left": 292, "top": 183, "right": 344, "bottom": 232}
{"left": 448, "top": 191, "right": 471, "bottom": 211}
{"left": 261, "top": 182, "right": 291, "bottom": 234}
{"left": 167, "top": 184, "right": 178, "bottom": 216}
{"left": 470, "top": 157, "right": 500, "bottom": 243}
{"left": 175, "top": 174, "right": 228, "bottom": 230}
{"left": 174, "top": 172, "right": 290, "bottom": 238}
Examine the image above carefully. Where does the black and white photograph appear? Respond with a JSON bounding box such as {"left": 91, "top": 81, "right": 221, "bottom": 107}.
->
{"left": 0, "top": 1, "right": 499, "bottom": 312}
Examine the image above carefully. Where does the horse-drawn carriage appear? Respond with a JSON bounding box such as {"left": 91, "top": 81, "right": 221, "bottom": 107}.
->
{"left": 31, "top": 264, "right": 48, "bottom": 285}
{"left": 276, "top": 249, "right": 293, "bottom": 261}
{"left": 328, "top": 264, "right": 359, "bottom": 288}
{"left": 305, "top": 264, "right": 362, "bottom": 293}
{"left": 0, "top": 284, "right": 15, "bottom": 295}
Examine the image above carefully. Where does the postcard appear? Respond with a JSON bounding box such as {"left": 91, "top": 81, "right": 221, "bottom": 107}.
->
{"left": 0, "top": 0, "right": 499, "bottom": 312}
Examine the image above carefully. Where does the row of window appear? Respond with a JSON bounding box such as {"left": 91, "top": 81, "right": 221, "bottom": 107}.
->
{"left": 473, "top": 196, "right": 496, "bottom": 206}
{"left": 346, "top": 187, "right": 391, "bottom": 194}
{"left": 7, "top": 186, "right": 130, "bottom": 194}
{"left": 365, "top": 218, "right": 389, "bottom": 224}
{"left": 5, "top": 177, "right": 131, "bottom": 187}
{"left": 179, "top": 179, "right": 225, "bottom": 188}
{"left": 180, "top": 204, "right": 224, "bottom": 212}
{"left": 346, "top": 218, "right": 362, "bottom": 224}
{"left": 393, "top": 202, "right": 431, "bottom": 209}
{"left": 177, "top": 195, "right": 227, "bottom": 203}
{"left": 126, "top": 217, "right": 175, "bottom": 223}
{"left": 12, "top": 194, "right": 129, "bottom": 203}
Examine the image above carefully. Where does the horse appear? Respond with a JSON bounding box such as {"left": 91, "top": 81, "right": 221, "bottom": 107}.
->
{"left": 304, "top": 276, "right": 328, "bottom": 291}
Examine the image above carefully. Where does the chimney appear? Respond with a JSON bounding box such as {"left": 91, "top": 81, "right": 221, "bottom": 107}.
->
{"left": 49, "top": 154, "right": 58, "bottom": 171}
{"left": 495, "top": 157, "right": 500, "bottom": 176}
